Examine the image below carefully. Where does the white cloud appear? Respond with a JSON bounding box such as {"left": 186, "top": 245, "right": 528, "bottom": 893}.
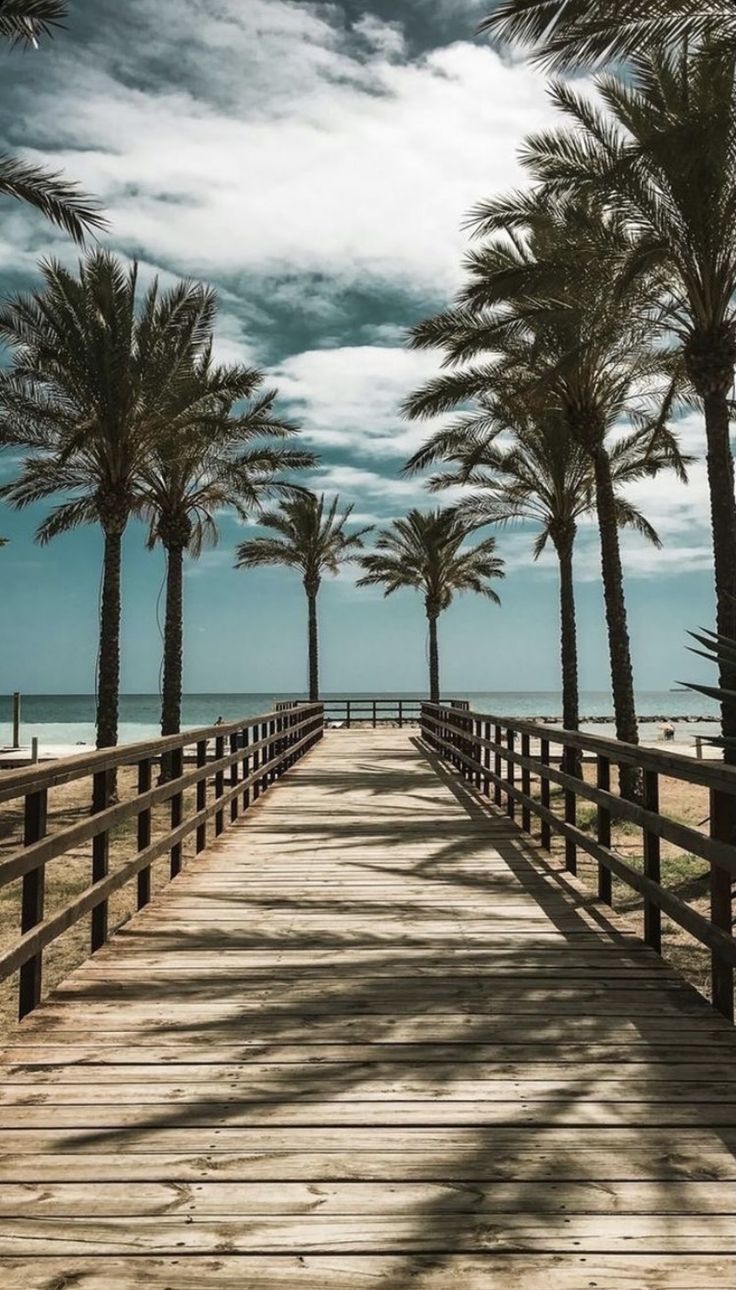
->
{"left": 14, "top": 0, "right": 551, "bottom": 292}
{"left": 271, "top": 344, "right": 448, "bottom": 456}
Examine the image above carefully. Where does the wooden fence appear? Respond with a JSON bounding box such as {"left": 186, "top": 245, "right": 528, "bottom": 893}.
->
{"left": 421, "top": 701, "right": 736, "bottom": 1021}
{"left": 278, "top": 697, "right": 470, "bottom": 727}
{"left": 0, "top": 703, "right": 324, "bottom": 1020}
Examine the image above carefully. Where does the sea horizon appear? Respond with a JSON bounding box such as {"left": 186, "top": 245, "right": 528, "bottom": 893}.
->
{"left": 0, "top": 689, "right": 721, "bottom": 750}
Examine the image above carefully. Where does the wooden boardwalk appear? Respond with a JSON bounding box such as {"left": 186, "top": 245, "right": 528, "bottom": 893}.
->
{"left": 1, "top": 729, "right": 736, "bottom": 1287}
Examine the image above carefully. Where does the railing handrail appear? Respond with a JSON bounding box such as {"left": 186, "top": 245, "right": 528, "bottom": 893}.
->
{"left": 0, "top": 702, "right": 325, "bottom": 1020}
{"left": 420, "top": 702, "right": 736, "bottom": 1022}
{"left": 423, "top": 700, "right": 736, "bottom": 793}
{"left": 0, "top": 705, "right": 313, "bottom": 802}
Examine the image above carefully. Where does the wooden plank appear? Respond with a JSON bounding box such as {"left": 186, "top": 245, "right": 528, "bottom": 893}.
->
{"left": 3, "top": 1179, "right": 734, "bottom": 1216}
{"left": 3, "top": 1213, "right": 736, "bottom": 1254}
{"left": 3, "top": 728, "right": 735, "bottom": 1287}
{"left": 0, "top": 1255, "right": 734, "bottom": 1290}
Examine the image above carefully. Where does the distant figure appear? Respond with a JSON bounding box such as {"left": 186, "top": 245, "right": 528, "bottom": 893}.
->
{"left": 662, "top": 721, "right": 675, "bottom": 742}
{"left": 215, "top": 715, "right": 224, "bottom": 726}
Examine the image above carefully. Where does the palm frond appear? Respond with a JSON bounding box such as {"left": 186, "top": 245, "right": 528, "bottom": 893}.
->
{"left": 0, "top": 154, "right": 106, "bottom": 243}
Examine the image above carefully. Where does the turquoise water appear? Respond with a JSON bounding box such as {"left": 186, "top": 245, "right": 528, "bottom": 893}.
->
{"left": 0, "top": 690, "right": 719, "bottom": 748}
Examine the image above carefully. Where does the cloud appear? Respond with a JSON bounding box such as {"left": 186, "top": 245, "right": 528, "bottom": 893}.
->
{"left": 10, "top": 0, "right": 551, "bottom": 293}
{"left": 271, "top": 343, "right": 449, "bottom": 456}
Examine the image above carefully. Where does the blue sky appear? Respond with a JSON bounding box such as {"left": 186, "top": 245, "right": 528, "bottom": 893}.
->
{"left": 0, "top": 0, "right": 721, "bottom": 696}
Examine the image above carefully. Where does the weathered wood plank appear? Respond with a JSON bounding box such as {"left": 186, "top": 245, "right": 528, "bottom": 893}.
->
{"left": 3, "top": 729, "right": 735, "bottom": 1286}
{"left": 0, "top": 1255, "right": 734, "bottom": 1289}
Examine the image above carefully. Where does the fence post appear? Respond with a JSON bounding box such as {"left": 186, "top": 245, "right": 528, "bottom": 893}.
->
{"left": 596, "top": 754, "right": 612, "bottom": 903}
{"left": 18, "top": 787, "right": 48, "bottom": 1019}
{"left": 709, "top": 788, "right": 734, "bottom": 1020}
{"left": 91, "top": 769, "right": 110, "bottom": 952}
{"left": 643, "top": 769, "right": 661, "bottom": 953}
{"left": 136, "top": 758, "right": 152, "bottom": 908}
{"left": 214, "top": 734, "right": 225, "bottom": 834}
{"left": 241, "top": 727, "right": 250, "bottom": 810}
{"left": 564, "top": 746, "right": 577, "bottom": 875}
{"left": 521, "top": 732, "right": 531, "bottom": 833}
{"left": 506, "top": 727, "right": 515, "bottom": 820}
{"left": 494, "top": 724, "right": 502, "bottom": 807}
{"left": 483, "top": 720, "right": 491, "bottom": 797}
{"left": 170, "top": 746, "right": 184, "bottom": 877}
{"left": 12, "top": 691, "right": 21, "bottom": 748}
{"left": 196, "top": 739, "right": 208, "bottom": 852}
{"left": 540, "top": 737, "right": 551, "bottom": 850}
{"left": 230, "top": 732, "right": 240, "bottom": 821}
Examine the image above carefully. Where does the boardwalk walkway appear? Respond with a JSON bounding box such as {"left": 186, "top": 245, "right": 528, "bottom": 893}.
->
{"left": 1, "top": 729, "right": 736, "bottom": 1287}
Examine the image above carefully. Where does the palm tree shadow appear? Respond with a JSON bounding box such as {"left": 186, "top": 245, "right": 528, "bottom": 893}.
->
{"left": 7, "top": 731, "right": 736, "bottom": 1286}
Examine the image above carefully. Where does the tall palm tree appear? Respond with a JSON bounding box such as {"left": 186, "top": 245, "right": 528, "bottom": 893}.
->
{"left": 1, "top": 1, "right": 66, "bottom": 44}
{"left": 236, "top": 494, "right": 370, "bottom": 702}
{"left": 406, "top": 399, "right": 671, "bottom": 737}
{"left": 406, "top": 195, "right": 687, "bottom": 761}
{"left": 136, "top": 359, "right": 315, "bottom": 736}
{"left": 357, "top": 509, "right": 504, "bottom": 704}
{"left": 522, "top": 46, "right": 736, "bottom": 758}
{"left": 1, "top": 1, "right": 104, "bottom": 241}
{"left": 479, "top": 1, "right": 735, "bottom": 69}
{"left": 0, "top": 252, "right": 217, "bottom": 748}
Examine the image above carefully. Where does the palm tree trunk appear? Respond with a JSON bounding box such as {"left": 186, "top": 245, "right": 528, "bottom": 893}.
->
{"left": 307, "top": 592, "right": 319, "bottom": 702}
{"left": 703, "top": 390, "right": 736, "bottom": 763}
{"left": 591, "top": 447, "right": 639, "bottom": 751}
{"left": 161, "top": 544, "right": 184, "bottom": 737}
{"left": 96, "top": 528, "right": 123, "bottom": 750}
{"left": 428, "top": 614, "right": 440, "bottom": 705}
{"left": 557, "top": 536, "right": 580, "bottom": 734}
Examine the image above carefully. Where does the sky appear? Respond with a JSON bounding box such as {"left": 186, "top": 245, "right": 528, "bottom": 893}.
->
{"left": 0, "top": 0, "right": 722, "bottom": 697}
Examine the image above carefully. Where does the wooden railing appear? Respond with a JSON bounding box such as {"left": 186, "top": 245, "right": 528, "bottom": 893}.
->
{"left": 278, "top": 697, "right": 470, "bottom": 727}
{"left": 0, "top": 703, "right": 324, "bottom": 1019}
{"left": 421, "top": 701, "right": 736, "bottom": 1021}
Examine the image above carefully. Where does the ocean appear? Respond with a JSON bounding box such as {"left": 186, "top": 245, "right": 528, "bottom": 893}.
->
{"left": 0, "top": 690, "right": 721, "bottom": 750}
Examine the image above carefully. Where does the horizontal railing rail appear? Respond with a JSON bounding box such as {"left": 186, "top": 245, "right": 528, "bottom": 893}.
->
{"left": 277, "top": 697, "right": 470, "bottom": 728}
{"left": 0, "top": 703, "right": 324, "bottom": 1019}
{"left": 421, "top": 701, "right": 736, "bottom": 1022}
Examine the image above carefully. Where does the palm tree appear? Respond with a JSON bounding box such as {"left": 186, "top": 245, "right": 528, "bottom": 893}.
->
{"left": 0, "top": 252, "right": 218, "bottom": 748}
{"left": 136, "top": 358, "right": 315, "bottom": 736}
{"left": 357, "top": 509, "right": 504, "bottom": 704}
{"left": 1, "top": 1, "right": 66, "bottom": 44}
{"left": 236, "top": 494, "right": 370, "bottom": 702}
{"left": 521, "top": 46, "right": 736, "bottom": 758}
{"left": 406, "top": 398, "right": 670, "bottom": 737}
{"left": 1, "top": 1, "right": 104, "bottom": 241}
{"left": 479, "top": 1, "right": 735, "bottom": 69}
{"left": 405, "top": 195, "right": 688, "bottom": 764}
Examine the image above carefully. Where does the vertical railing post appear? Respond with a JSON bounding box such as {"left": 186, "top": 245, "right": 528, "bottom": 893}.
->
{"left": 252, "top": 724, "right": 261, "bottom": 801}
{"left": 564, "top": 745, "right": 577, "bottom": 875}
{"left": 196, "top": 739, "right": 207, "bottom": 853}
{"left": 521, "top": 732, "right": 531, "bottom": 833}
{"left": 494, "top": 724, "right": 502, "bottom": 807}
{"left": 643, "top": 769, "right": 661, "bottom": 953}
{"left": 483, "top": 720, "right": 491, "bottom": 797}
{"left": 710, "top": 786, "right": 735, "bottom": 1019}
{"left": 215, "top": 734, "right": 225, "bottom": 834}
{"left": 474, "top": 719, "right": 482, "bottom": 789}
{"left": 230, "top": 732, "right": 240, "bottom": 821}
{"left": 268, "top": 718, "right": 277, "bottom": 784}
{"left": 170, "top": 745, "right": 184, "bottom": 877}
{"left": 346, "top": 700, "right": 351, "bottom": 729}
{"left": 596, "top": 754, "right": 612, "bottom": 903}
{"left": 18, "top": 786, "right": 48, "bottom": 1019}
{"left": 241, "top": 727, "right": 251, "bottom": 809}
{"left": 91, "top": 769, "right": 110, "bottom": 952}
{"left": 372, "top": 700, "right": 377, "bottom": 729}
{"left": 540, "top": 737, "right": 551, "bottom": 850}
{"left": 506, "top": 727, "right": 515, "bottom": 820}
{"left": 136, "top": 758, "right": 152, "bottom": 908}
{"left": 399, "top": 700, "right": 403, "bottom": 729}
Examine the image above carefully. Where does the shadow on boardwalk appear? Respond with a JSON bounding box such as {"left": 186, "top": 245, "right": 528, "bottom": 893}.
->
{"left": 2, "top": 732, "right": 736, "bottom": 1287}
